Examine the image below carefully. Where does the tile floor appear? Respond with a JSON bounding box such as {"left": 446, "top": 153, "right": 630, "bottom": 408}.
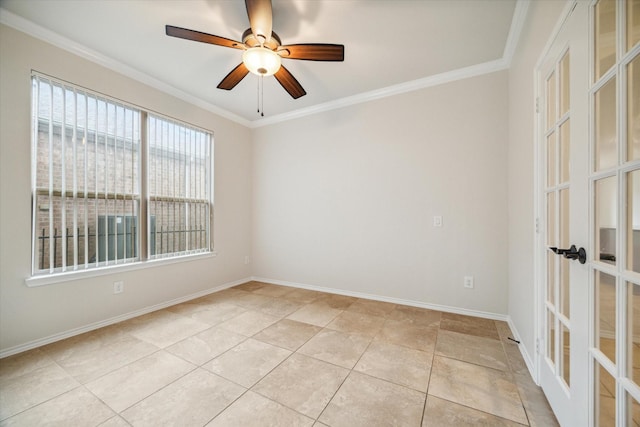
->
{"left": 0, "top": 282, "right": 559, "bottom": 426}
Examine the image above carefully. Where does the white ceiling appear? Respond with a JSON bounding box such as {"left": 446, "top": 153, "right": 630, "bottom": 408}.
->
{"left": 0, "top": 0, "right": 523, "bottom": 126}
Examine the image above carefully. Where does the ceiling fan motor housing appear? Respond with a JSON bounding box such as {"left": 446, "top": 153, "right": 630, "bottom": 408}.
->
{"left": 242, "top": 28, "right": 281, "bottom": 49}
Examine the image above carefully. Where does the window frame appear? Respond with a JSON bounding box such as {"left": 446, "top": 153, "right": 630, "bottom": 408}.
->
{"left": 27, "top": 73, "right": 215, "bottom": 287}
{"left": 145, "top": 113, "right": 214, "bottom": 261}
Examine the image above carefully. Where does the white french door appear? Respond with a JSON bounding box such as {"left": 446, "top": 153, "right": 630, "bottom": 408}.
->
{"left": 538, "top": 2, "right": 590, "bottom": 426}
{"left": 589, "top": 0, "right": 640, "bottom": 425}
{"left": 538, "top": 1, "right": 640, "bottom": 426}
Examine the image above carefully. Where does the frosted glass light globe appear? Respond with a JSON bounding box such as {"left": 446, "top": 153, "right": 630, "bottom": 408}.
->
{"left": 242, "top": 47, "right": 282, "bottom": 76}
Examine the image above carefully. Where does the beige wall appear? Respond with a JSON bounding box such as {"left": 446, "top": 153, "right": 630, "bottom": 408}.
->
{"left": 1, "top": 3, "right": 564, "bottom": 357}
{"left": 507, "top": 0, "right": 566, "bottom": 366}
{"left": 0, "top": 24, "right": 253, "bottom": 353}
{"left": 252, "top": 71, "right": 510, "bottom": 315}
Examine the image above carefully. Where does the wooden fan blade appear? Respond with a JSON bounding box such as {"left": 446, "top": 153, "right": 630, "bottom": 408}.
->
{"left": 245, "top": 0, "right": 272, "bottom": 43}
{"left": 166, "top": 25, "right": 244, "bottom": 50}
{"left": 217, "top": 63, "right": 250, "bottom": 90}
{"left": 278, "top": 44, "right": 344, "bottom": 61}
{"left": 274, "top": 65, "right": 306, "bottom": 99}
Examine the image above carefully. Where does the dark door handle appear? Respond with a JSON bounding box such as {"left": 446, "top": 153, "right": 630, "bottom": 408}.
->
{"left": 548, "top": 245, "right": 587, "bottom": 264}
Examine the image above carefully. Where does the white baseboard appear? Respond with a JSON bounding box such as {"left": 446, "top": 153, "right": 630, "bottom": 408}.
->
{"left": 506, "top": 316, "right": 538, "bottom": 383}
{"left": 0, "top": 276, "right": 252, "bottom": 359}
{"left": 252, "top": 277, "right": 543, "bottom": 376}
{"left": 2, "top": 275, "right": 532, "bottom": 366}
{"left": 251, "top": 276, "right": 510, "bottom": 322}
{"left": 254, "top": 277, "right": 544, "bottom": 377}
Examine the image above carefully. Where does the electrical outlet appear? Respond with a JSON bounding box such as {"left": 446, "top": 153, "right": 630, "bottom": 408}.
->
{"left": 463, "top": 276, "right": 474, "bottom": 289}
{"left": 433, "top": 216, "right": 443, "bottom": 227}
{"left": 113, "top": 281, "right": 124, "bottom": 294}
{"left": 244, "top": 256, "right": 250, "bottom": 265}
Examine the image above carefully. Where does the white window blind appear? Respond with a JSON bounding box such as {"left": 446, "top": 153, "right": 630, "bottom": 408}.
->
{"left": 31, "top": 74, "right": 213, "bottom": 278}
{"left": 147, "top": 115, "right": 212, "bottom": 258}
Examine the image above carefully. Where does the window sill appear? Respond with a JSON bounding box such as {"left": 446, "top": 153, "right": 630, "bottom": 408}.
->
{"left": 25, "top": 251, "right": 218, "bottom": 287}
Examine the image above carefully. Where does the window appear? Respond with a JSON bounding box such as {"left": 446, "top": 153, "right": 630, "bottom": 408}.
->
{"left": 147, "top": 115, "right": 212, "bottom": 259}
{"left": 31, "top": 74, "right": 213, "bottom": 278}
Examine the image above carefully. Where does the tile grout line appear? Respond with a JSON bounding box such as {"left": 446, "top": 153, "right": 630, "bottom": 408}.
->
{"left": 81, "top": 382, "right": 129, "bottom": 426}
{"left": 420, "top": 314, "right": 441, "bottom": 426}
{"left": 39, "top": 334, "right": 175, "bottom": 423}
{"left": 196, "top": 285, "right": 343, "bottom": 424}
{"left": 68, "top": 301, "right": 246, "bottom": 423}
{"left": 166, "top": 300, "right": 301, "bottom": 425}
{"left": 111, "top": 353, "right": 200, "bottom": 417}
{"left": 201, "top": 385, "right": 252, "bottom": 426}
{"left": 206, "top": 299, "right": 331, "bottom": 425}
{"left": 422, "top": 321, "right": 531, "bottom": 426}
{"left": 0, "top": 352, "right": 62, "bottom": 421}
{"left": 426, "top": 326, "right": 531, "bottom": 426}
{"left": 249, "top": 311, "right": 352, "bottom": 423}
{"left": 428, "top": 318, "right": 534, "bottom": 425}
{"left": 314, "top": 323, "right": 378, "bottom": 425}
{"left": 495, "top": 319, "right": 533, "bottom": 426}
{"left": 2, "top": 282, "right": 546, "bottom": 426}
{"left": 312, "top": 307, "right": 432, "bottom": 425}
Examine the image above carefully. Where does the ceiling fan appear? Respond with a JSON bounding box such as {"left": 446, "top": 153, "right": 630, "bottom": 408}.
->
{"left": 165, "top": 0, "right": 344, "bottom": 100}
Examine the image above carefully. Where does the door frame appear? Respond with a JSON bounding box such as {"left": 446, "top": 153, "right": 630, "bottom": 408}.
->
{"left": 533, "top": 1, "right": 589, "bottom": 426}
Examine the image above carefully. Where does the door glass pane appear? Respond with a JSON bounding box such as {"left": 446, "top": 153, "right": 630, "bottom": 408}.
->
{"left": 596, "top": 176, "right": 618, "bottom": 265}
{"left": 596, "top": 270, "right": 617, "bottom": 363}
{"left": 560, "top": 51, "right": 570, "bottom": 115}
{"left": 561, "top": 261, "right": 571, "bottom": 318}
{"left": 628, "top": 281, "right": 640, "bottom": 387}
{"left": 629, "top": 55, "right": 640, "bottom": 162}
{"left": 561, "top": 323, "right": 571, "bottom": 386}
{"left": 548, "top": 309, "right": 556, "bottom": 365}
{"left": 547, "top": 72, "right": 556, "bottom": 130}
{"left": 628, "top": 170, "right": 640, "bottom": 272}
{"left": 560, "top": 120, "right": 571, "bottom": 183}
{"left": 547, "top": 192, "right": 556, "bottom": 245}
{"left": 596, "top": 361, "right": 617, "bottom": 426}
{"left": 595, "top": 78, "right": 618, "bottom": 171}
{"left": 547, "top": 192, "right": 556, "bottom": 306}
{"left": 548, "top": 132, "right": 557, "bottom": 186}
{"left": 548, "top": 252, "right": 556, "bottom": 306}
{"left": 628, "top": 0, "right": 640, "bottom": 51}
{"left": 626, "top": 391, "right": 640, "bottom": 426}
{"left": 560, "top": 189, "right": 570, "bottom": 317}
{"left": 595, "top": 0, "right": 617, "bottom": 81}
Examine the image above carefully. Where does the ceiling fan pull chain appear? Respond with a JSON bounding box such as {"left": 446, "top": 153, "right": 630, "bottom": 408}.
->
{"left": 256, "top": 74, "right": 264, "bottom": 116}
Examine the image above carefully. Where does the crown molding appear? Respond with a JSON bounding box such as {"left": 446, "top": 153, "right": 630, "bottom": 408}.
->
{"left": 250, "top": 0, "right": 528, "bottom": 128}
{"left": 250, "top": 58, "right": 509, "bottom": 128}
{"left": 502, "top": 0, "right": 531, "bottom": 67}
{"left": 2, "top": 0, "right": 529, "bottom": 130}
{"left": 0, "top": 9, "right": 252, "bottom": 128}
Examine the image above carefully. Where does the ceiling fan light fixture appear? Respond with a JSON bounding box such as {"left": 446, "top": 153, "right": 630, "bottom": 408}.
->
{"left": 242, "top": 47, "right": 281, "bottom": 76}
{"left": 166, "top": 0, "right": 344, "bottom": 99}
